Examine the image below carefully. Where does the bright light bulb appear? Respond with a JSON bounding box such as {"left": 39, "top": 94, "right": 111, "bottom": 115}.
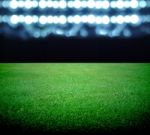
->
{"left": 130, "top": 15, "right": 139, "bottom": 24}
{"left": 74, "top": 15, "right": 81, "bottom": 24}
{"left": 95, "top": 1, "right": 102, "bottom": 9}
{"left": 74, "top": 0, "right": 81, "bottom": 9}
{"left": 39, "top": 0, "right": 47, "bottom": 9}
{"left": 24, "top": 0, "right": 33, "bottom": 9}
{"left": 19, "top": 15, "right": 25, "bottom": 23}
{"left": 110, "top": 1, "right": 116, "bottom": 8}
{"left": 81, "top": 16, "right": 88, "bottom": 23}
{"left": 2, "top": 1, "right": 9, "bottom": 8}
{"left": 59, "top": 15, "right": 67, "bottom": 24}
{"left": 25, "top": 15, "right": 33, "bottom": 24}
{"left": 81, "top": 1, "right": 87, "bottom": 8}
{"left": 53, "top": 16, "right": 59, "bottom": 24}
{"left": 67, "top": 1, "right": 73, "bottom": 8}
{"left": 95, "top": 16, "right": 102, "bottom": 24}
{"left": 32, "top": 16, "right": 38, "bottom": 23}
{"left": 117, "top": 15, "right": 124, "bottom": 24}
{"left": 18, "top": 1, "right": 24, "bottom": 8}
{"left": 32, "top": 1, "right": 38, "bottom": 8}
{"left": 10, "top": 0, "right": 18, "bottom": 9}
{"left": 102, "top": 16, "right": 110, "bottom": 24}
{"left": 10, "top": 15, "right": 19, "bottom": 24}
{"left": 53, "top": 1, "right": 59, "bottom": 8}
{"left": 67, "top": 16, "right": 74, "bottom": 23}
{"left": 124, "top": 15, "right": 131, "bottom": 23}
{"left": 47, "top": 1, "right": 53, "bottom": 8}
{"left": 59, "top": 0, "right": 67, "bottom": 9}
{"left": 110, "top": 16, "right": 117, "bottom": 23}
{"left": 88, "top": 15, "right": 95, "bottom": 24}
{"left": 103, "top": 0, "right": 109, "bottom": 9}
{"left": 47, "top": 16, "right": 53, "bottom": 24}
{"left": 117, "top": 0, "right": 124, "bottom": 9}
{"left": 39, "top": 16, "right": 47, "bottom": 24}
{"left": 124, "top": 1, "right": 130, "bottom": 8}
{"left": 130, "top": 0, "right": 138, "bottom": 8}
{"left": 139, "top": 0, "right": 147, "bottom": 8}
{"left": 87, "top": 0, "right": 95, "bottom": 9}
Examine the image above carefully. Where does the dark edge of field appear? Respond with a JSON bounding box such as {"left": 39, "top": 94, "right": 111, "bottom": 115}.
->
{"left": 0, "top": 117, "right": 150, "bottom": 135}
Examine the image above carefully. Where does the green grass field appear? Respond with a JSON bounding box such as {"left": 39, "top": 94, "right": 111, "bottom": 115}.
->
{"left": 0, "top": 64, "right": 150, "bottom": 134}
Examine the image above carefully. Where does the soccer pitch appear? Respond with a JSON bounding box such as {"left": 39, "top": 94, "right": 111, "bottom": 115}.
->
{"left": 0, "top": 64, "right": 150, "bottom": 134}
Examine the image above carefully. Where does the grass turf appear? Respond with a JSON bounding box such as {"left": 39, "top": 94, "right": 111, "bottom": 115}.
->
{"left": 0, "top": 63, "right": 150, "bottom": 134}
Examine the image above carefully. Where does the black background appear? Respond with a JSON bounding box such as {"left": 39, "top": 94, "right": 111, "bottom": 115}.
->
{"left": 0, "top": 35, "right": 150, "bottom": 62}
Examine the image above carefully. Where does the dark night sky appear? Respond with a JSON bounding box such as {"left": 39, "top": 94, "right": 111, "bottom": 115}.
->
{"left": 0, "top": 35, "right": 150, "bottom": 62}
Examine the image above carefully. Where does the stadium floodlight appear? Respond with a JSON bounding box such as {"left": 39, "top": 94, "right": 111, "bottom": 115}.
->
{"left": 0, "top": 0, "right": 150, "bottom": 39}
